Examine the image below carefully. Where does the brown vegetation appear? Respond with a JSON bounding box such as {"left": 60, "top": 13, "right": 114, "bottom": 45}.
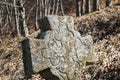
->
{"left": 0, "top": 0, "right": 120, "bottom": 80}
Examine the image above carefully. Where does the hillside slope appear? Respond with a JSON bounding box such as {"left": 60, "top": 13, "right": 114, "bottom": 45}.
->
{"left": 0, "top": 5, "right": 120, "bottom": 80}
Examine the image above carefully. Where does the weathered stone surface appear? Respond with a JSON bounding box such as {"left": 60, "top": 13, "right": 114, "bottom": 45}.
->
{"left": 22, "top": 15, "right": 96, "bottom": 80}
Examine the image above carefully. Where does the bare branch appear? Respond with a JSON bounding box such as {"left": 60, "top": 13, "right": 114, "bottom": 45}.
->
{"left": 0, "top": 1, "right": 21, "bottom": 8}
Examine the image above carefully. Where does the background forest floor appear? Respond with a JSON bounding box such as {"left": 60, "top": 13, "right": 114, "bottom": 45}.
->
{"left": 0, "top": 5, "right": 120, "bottom": 80}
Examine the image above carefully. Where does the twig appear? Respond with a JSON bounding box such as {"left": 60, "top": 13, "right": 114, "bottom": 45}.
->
{"left": 0, "top": 1, "right": 21, "bottom": 8}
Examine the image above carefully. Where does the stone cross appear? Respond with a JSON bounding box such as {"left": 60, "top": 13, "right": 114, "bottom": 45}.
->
{"left": 22, "top": 15, "right": 95, "bottom": 80}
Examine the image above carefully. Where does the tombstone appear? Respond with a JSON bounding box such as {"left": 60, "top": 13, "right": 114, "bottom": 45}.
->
{"left": 22, "top": 15, "right": 96, "bottom": 80}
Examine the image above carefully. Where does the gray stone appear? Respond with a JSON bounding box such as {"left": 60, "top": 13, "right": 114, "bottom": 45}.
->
{"left": 22, "top": 15, "right": 96, "bottom": 80}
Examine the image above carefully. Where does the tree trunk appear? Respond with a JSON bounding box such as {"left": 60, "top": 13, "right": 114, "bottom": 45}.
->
{"left": 35, "top": 0, "right": 39, "bottom": 30}
{"left": 93, "top": 0, "right": 100, "bottom": 11}
{"left": 41, "top": 0, "right": 44, "bottom": 17}
{"left": 20, "top": 0, "right": 29, "bottom": 37}
{"left": 81, "top": 0, "right": 85, "bottom": 15}
{"left": 14, "top": 0, "right": 21, "bottom": 36}
{"left": 106, "top": 0, "right": 112, "bottom": 7}
{"left": 56, "top": 0, "right": 59, "bottom": 15}
{"left": 52, "top": 0, "right": 55, "bottom": 15}
{"left": 85, "top": 0, "right": 90, "bottom": 14}
{"left": 76, "top": 0, "right": 81, "bottom": 17}
{"left": 48, "top": 0, "right": 51, "bottom": 15}
{"left": 39, "top": 0, "right": 42, "bottom": 17}
{"left": 44, "top": 0, "right": 47, "bottom": 16}
{"left": 0, "top": 5, "right": 2, "bottom": 27}
{"left": 60, "top": 0, "right": 64, "bottom": 15}
{"left": 4, "top": 0, "right": 11, "bottom": 31}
